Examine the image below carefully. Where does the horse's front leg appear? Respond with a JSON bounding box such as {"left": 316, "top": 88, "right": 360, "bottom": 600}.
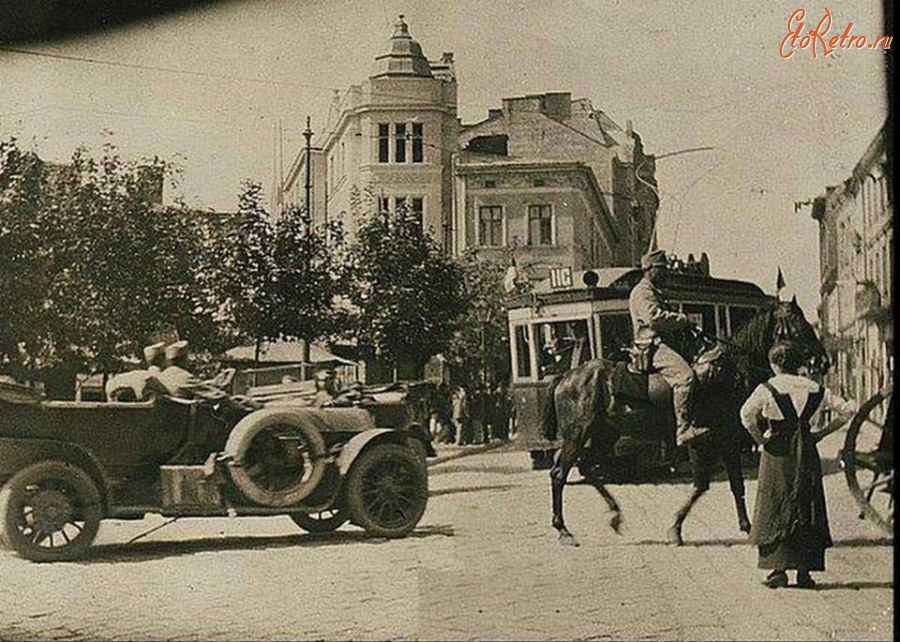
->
{"left": 668, "top": 444, "right": 709, "bottom": 545}
{"left": 721, "top": 432, "right": 751, "bottom": 533}
{"left": 668, "top": 486, "right": 705, "bottom": 546}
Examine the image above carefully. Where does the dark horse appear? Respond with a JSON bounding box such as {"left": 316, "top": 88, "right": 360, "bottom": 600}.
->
{"left": 543, "top": 297, "right": 829, "bottom": 546}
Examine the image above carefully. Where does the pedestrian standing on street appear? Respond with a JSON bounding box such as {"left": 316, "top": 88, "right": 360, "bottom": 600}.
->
{"left": 492, "top": 380, "right": 511, "bottom": 441}
{"left": 452, "top": 383, "right": 471, "bottom": 445}
{"left": 740, "top": 341, "right": 856, "bottom": 589}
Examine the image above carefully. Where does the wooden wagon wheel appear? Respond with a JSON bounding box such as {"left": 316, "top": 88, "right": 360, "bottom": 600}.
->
{"left": 840, "top": 386, "right": 893, "bottom": 535}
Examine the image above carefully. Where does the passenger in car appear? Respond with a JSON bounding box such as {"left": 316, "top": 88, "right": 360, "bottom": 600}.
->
{"left": 105, "top": 342, "right": 169, "bottom": 401}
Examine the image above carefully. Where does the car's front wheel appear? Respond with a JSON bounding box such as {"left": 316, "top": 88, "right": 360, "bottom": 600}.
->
{"left": 0, "top": 461, "right": 102, "bottom": 562}
{"left": 344, "top": 443, "right": 428, "bottom": 538}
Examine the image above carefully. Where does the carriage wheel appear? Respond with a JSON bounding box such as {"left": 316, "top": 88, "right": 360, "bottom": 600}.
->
{"left": 840, "top": 388, "right": 893, "bottom": 535}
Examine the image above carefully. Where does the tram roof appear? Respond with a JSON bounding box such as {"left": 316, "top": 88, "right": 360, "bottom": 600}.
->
{"left": 505, "top": 267, "right": 772, "bottom": 310}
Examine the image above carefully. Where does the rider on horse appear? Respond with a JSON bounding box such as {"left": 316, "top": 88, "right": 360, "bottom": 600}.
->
{"left": 629, "top": 249, "right": 710, "bottom": 447}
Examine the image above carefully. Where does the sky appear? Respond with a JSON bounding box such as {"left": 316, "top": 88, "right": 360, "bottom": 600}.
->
{"left": 0, "top": 0, "right": 888, "bottom": 315}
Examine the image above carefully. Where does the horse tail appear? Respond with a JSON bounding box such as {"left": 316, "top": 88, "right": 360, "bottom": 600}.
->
{"left": 542, "top": 377, "right": 560, "bottom": 442}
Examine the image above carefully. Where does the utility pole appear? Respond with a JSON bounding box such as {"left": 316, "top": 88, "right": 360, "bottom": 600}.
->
{"left": 301, "top": 116, "right": 314, "bottom": 375}
{"left": 303, "top": 116, "right": 313, "bottom": 230}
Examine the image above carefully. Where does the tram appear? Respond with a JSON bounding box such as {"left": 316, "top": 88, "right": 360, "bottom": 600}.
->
{"left": 506, "top": 260, "right": 773, "bottom": 470}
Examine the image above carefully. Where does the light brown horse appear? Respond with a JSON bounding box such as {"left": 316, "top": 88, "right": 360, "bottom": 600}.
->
{"left": 543, "top": 298, "right": 829, "bottom": 546}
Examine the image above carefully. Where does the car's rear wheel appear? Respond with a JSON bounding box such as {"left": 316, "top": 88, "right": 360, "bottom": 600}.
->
{"left": 344, "top": 443, "right": 428, "bottom": 538}
{"left": 225, "top": 409, "right": 327, "bottom": 507}
{"left": 0, "top": 461, "right": 102, "bottom": 562}
{"left": 290, "top": 507, "right": 348, "bottom": 533}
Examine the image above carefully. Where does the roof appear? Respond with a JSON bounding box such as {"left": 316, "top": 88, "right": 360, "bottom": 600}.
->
{"left": 507, "top": 267, "right": 771, "bottom": 309}
{"left": 221, "top": 341, "right": 359, "bottom": 367}
{"left": 371, "top": 15, "right": 433, "bottom": 78}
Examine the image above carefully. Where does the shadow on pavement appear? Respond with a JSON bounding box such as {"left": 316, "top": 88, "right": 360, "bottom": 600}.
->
{"left": 430, "top": 483, "right": 517, "bottom": 497}
{"left": 77, "top": 523, "right": 455, "bottom": 565}
{"left": 813, "top": 581, "right": 894, "bottom": 591}
{"left": 629, "top": 537, "right": 750, "bottom": 547}
{"left": 831, "top": 537, "right": 894, "bottom": 548}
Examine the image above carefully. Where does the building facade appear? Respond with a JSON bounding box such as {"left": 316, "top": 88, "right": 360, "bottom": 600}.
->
{"left": 454, "top": 92, "right": 657, "bottom": 280}
{"left": 282, "top": 18, "right": 658, "bottom": 283}
{"left": 808, "top": 123, "right": 892, "bottom": 404}
{"left": 283, "top": 16, "right": 458, "bottom": 244}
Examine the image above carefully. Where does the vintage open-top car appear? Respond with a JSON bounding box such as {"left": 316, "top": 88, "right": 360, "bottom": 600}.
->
{"left": 0, "top": 378, "right": 435, "bottom": 562}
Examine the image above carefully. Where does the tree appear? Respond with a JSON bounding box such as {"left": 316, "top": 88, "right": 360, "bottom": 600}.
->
{"left": 208, "top": 183, "right": 349, "bottom": 363}
{"left": 270, "top": 204, "right": 348, "bottom": 347}
{"left": 1, "top": 139, "right": 222, "bottom": 388}
{"left": 347, "top": 195, "right": 467, "bottom": 378}
{"left": 445, "top": 250, "right": 511, "bottom": 389}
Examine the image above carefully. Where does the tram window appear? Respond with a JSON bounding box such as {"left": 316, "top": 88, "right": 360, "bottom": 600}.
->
{"left": 535, "top": 319, "right": 592, "bottom": 379}
{"left": 598, "top": 313, "right": 632, "bottom": 360}
{"left": 682, "top": 304, "right": 716, "bottom": 334}
{"left": 715, "top": 306, "right": 727, "bottom": 337}
{"left": 729, "top": 306, "right": 758, "bottom": 335}
{"left": 514, "top": 325, "right": 531, "bottom": 379}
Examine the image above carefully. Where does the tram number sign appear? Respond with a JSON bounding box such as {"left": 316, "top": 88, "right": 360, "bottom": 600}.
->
{"left": 549, "top": 266, "right": 573, "bottom": 290}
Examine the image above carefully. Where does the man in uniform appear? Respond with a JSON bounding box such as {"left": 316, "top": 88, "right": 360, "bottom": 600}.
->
{"left": 629, "top": 249, "right": 710, "bottom": 447}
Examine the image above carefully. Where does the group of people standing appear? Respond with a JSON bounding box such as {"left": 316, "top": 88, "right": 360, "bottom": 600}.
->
{"left": 430, "top": 381, "right": 513, "bottom": 446}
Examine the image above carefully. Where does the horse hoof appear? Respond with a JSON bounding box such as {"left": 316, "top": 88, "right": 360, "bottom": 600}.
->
{"left": 666, "top": 526, "right": 684, "bottom": 546}
{"left": 559, "top": 532, "right": 580, "bottom": 547}
{"left": 739, "top": 520, "right": 751, "bottom": 534}
{"left": 609, "top": 513, "right": 623, "bottom": 534}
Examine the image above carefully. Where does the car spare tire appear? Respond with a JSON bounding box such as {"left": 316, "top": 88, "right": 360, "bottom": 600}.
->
{"left": 224, "top": 409, "right": 327, "bottom": 507}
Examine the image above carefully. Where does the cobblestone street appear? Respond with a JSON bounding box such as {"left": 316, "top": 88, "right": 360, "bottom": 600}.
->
{"left": 0, "top": 439, "right": 893, "bottom": 641}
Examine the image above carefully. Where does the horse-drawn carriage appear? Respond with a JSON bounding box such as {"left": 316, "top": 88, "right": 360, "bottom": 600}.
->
{"left": 0, "top": 377, "right": 435, "bottom": 562}
{"left": 841, "top": 383, "right": 894, "bottom": 535}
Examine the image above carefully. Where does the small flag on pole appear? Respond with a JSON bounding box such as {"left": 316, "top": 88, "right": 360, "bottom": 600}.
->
{"left": 776, "top": 267, "right": 786, "bottom": 296}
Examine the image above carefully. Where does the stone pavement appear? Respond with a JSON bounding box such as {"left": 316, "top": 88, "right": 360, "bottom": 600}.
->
{"left": 0, "top": 435, "right": 893, "bottom": 641}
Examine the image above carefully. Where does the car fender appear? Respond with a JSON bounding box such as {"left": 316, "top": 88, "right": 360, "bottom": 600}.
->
{"left": 336, "top": 429, "right": 408, "bottom": 476}
{"left": 0, "top": 437, "right": 111, "bottom": 506}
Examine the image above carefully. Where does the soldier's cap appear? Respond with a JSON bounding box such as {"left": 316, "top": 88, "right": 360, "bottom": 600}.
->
{"left": 641, "top": 249, "right": 668, "bottom": 270}
{"left": 142, "top": 342, "right": 166, "bottom": 363}
{"left": 165, "top": 340, "right": 189, "bottom": 361}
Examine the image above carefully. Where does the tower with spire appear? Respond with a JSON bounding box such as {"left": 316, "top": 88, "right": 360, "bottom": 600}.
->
{"left": 282, "top": 16, "right": 458, "bottom": 245}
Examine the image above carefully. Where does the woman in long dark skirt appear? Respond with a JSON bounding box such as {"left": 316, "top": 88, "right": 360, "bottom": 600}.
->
{"left": 740, "top": 341, "right": 856, "bottom": 589}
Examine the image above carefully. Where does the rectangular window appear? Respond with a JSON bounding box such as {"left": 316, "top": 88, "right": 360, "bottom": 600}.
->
{"left": 411, "top": 197, "right": 424, "bottom": 224}
{"left": 682, "top": 303, "right": 716, "bottom": 335}
{"left": 395, "top": 123, "right": 407, "bottom": 163}
{"left": 728, "top": 306, "right": 758, "bottom": 336}
{"left": 412, "top": 123, "right": 424, "bottom": 163}
{"left": 535, "top": 320, "right": 592, "bottom": 379}
{"left": 484, "top": 180, "right": 496, "bottom": 189}
{"left": 598, "top": 313, "right": 632, "bottom": 360}
{"left": 514, "top": 325, "right": 532, "bottom": 379}
{"left": 478, "top": 206, "right": 503, "bottom": 246}
{"left": 378, "top": 124, "right": 389, "bottom": 163}
{"left": 378, "top": 197, "right": 389, "bottom": 214}
{"left": 528, "top": 204, "right": 553, "bottom": 245}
